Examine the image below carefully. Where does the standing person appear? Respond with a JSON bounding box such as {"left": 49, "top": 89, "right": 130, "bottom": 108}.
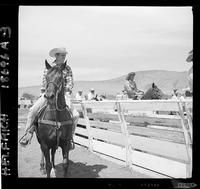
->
{"left": 124, "top": 72, "right": 144, "bottom": 100}
{"left": 19, "top": 47, "right": 79, "bottom": 149}
{"left": 87, "top": 88, "right": 96, "bottom": 100}
{"left": 186, "top": 50, "right": 193, "bottom": 95}
{"left": 75, "top": 90, "right": 85, "bottom": 101}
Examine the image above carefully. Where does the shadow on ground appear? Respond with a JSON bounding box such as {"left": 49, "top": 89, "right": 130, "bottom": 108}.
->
{"left": 55, "top": 160, "right": 107, "bottom": 178}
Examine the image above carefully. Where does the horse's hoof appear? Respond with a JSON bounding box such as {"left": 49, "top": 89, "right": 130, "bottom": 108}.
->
{"left": 40, "top": 168, "right": 46, "bottom": 175}
{"left": 50, "top": 168, "right": 56, "bottom": 178}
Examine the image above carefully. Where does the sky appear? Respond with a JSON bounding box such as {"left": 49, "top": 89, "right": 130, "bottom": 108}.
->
{"left": 19, "top": 6, "right": 193, "bottom": 87}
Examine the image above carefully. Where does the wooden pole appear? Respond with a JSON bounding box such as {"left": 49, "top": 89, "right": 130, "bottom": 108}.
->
{"left": 184, "top": 101, "right": 193, "bottom": 142}
{"left": 116, "top": 102, "right": 133, "bottom": 168}
{"left": 81, "top": 102, "right": 93, "bottom": 152}
{"left": 177, "top": 101, "right": 192, "bottom": 178}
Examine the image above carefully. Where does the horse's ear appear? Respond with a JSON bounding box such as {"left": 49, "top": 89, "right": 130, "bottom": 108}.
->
{"left": 45, "top": 59, "right": 52, "bottom": 70}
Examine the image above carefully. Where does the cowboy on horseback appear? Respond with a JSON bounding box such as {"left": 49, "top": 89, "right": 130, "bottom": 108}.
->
{"left": 124, "top": 72, "right": 144, "bottom": 100}
{"left": 19, "top": 47, "right": 79, "bottom": 149}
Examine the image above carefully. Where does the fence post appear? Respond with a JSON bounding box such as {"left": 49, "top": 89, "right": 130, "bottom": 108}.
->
{"left": 184, "top": 101, "right": 193, "bottom": 142}
{"left": 81, "top": 102, "right": 93, "bottom": 152}
{"left": 116, "top": 101, "right": 132, "bottom": 168}
{"left": 177, "top": 101, "right": 192, "bottom": 178}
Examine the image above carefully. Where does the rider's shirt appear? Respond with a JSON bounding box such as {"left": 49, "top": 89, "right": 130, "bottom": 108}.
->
{"left": 42, "top": 62, "right": 74, "bottom": 91}
{"left": 124, "top": 80, "right": 139, "bottom": 99}
{"left": 124, "top": 80, "right": 138, "bottom": 93}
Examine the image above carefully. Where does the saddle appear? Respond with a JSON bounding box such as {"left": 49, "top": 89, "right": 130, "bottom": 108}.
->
{"left": 35, "top": 105, "right": 75, "bottom": 149}
{"left": 36, "top": 105, "right": 74, "bottom": 129}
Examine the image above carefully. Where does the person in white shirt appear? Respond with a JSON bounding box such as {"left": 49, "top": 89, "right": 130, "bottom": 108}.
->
{"left": 75, "top": 90, "right": 85, "bottom": 101}
{"left": 87, "top": 88, "right": 96, "bottom": 100}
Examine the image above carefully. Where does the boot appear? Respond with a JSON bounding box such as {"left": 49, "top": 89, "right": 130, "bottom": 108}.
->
{"left": 19, "top": 131, "right": 33, "bottom": 147}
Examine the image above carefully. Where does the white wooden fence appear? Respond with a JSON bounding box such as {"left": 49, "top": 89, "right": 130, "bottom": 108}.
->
{"left": 72, "top": 99, "right": 193, "bottom": 178}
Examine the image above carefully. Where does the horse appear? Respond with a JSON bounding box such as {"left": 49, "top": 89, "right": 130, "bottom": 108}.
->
{"left": 141, "top": 83, "right": 176, "bottom": 115}
{"left": 141, "top": 83, "right": 168, "bottom": 100}
{"left": 34, "top": 60, "right": 74, "bottom": 178}
{"left": 185, "top": 90, "right": 192, "bottom": 97}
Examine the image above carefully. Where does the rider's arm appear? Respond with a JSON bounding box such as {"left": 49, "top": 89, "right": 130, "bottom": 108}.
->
{"left": 64, "top": 65, "right": 74, "bottom": 92}
{"left": 133, "top": 81, "right": 141, "bottom": 93}
{"left": 41, "top": 68, "right": 48, "bottom": 91}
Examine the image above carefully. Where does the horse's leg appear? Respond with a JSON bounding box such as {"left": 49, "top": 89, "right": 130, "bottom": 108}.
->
{"left": 41, "top": 145, "right": 52, "bottom": 178}
{"left": 50, "top": 147, "right": 57, "bottom": 178}
{"left": 61, "top": 142, "right": 70, "bottom": 177}
{"left": 40, "top": 150, "right": 46, "bottom": 174}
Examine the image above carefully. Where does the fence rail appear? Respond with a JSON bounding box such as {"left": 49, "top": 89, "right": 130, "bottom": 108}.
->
{"left": 72, "top": 99, "right": 193, "bottom": 178}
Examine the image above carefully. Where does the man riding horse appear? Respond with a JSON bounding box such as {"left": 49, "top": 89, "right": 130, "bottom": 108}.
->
{"left": 19, "top": 47, "right": 79, "bottom": 149}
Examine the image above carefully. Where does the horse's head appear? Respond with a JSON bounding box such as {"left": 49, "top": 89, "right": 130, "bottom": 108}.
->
{"left": 150, "top": 83, "right": 164, "bottom": 99}
{"left": 142, "top": 83, "right": 165, "bottom": 100}
{"left": 44, "top": 60, "right": 66, "bottom": 105}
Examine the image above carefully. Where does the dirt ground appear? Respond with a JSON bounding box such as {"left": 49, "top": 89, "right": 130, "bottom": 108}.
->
{"left": 18, "top": 108, "right": 150, "bottom": 178}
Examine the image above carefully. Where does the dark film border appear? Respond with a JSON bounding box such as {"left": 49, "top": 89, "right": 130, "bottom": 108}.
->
{"left": 0, "top": 3, "right": 18, "bottom": 182}
{"left": 0, "top": 1, "right": 199, "bottom": 189}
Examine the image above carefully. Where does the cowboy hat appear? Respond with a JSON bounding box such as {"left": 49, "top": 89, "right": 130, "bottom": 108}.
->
{"left": 49, "top": 47, "right": 68, "bottom": 58}
{"left": 90, "top": 88, "right": 95, "bottom": 91}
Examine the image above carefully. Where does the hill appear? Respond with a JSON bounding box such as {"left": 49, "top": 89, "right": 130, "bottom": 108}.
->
{"left": 18, "top": 70, "right": 189, "bottom": 98}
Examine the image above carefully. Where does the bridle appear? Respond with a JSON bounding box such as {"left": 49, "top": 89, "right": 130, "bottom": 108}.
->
{"left": 45, "top": 72, "right": 67, "bottom": 112}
